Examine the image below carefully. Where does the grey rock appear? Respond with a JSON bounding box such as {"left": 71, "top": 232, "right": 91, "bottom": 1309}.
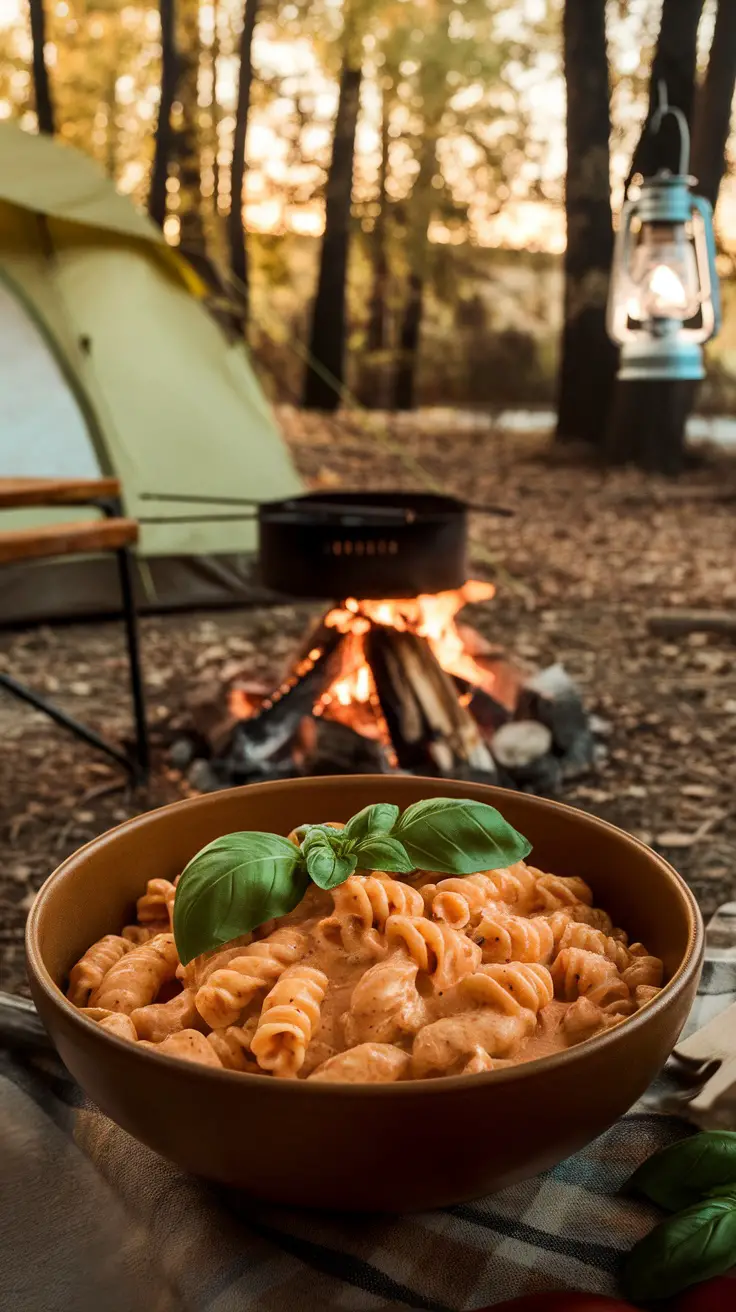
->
{"left": 187, "top": 759, "right": 224, "bottom": 793}
{"left": 518, "top": 663, "right": 590, "bottom": 753}
{"left": 492, "top": 720, "right": 553, "bottom": 771}
{"left": 169, "top": 738, "right": 196, "bottom": 770}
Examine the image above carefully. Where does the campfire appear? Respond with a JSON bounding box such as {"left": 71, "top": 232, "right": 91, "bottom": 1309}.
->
{"left": 171, "top": 491, "right": 600, "bottom": 795}
{"left": 229, "top": 580, "right": 514, "bottom": 772}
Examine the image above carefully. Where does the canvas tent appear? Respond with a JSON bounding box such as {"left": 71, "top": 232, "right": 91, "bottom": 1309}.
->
{"left": 0, "top": 122, "right": 302, "bottom": 622}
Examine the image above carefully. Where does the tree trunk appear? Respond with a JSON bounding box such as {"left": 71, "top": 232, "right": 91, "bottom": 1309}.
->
{"left": 29, "top": 0, "right": 54, "bottom": 135}
{"left": 691, "top": 0, "right": 736, "bottom": 209}
{"left": 366, "top": 83, "right": 390, "bottom": 355}
{"left": 177, "top": 0, "right": 207, "bottom": 255}
{"left": 625, "top": 0, "right": 705, "bottom": 191}
{"left": 555, "top": 0, "right": 616, "bottom": 444}
{"left": 303, "top": 61, "right": 363, "bottom": 411}
{"left": 227, "top": 0, "right": 259, "bottom": 325}
{"left": 211, "top": 0, "right": 221, "bottom": 221}
{"left": 358, "top": 79, "right": 391, "bottom": 409}
{"left": 393, "top": 271, "right": 424, "bottom": 411}
{"left": 104, "top": 67, "right": 118, "bottom": 178}
{"left": 392, "top": 134, "right": 435, "bottom": 412}
{"left": 149, "top": 0, "right": 178, "bottom": 229}
{"left": 606, "top": 380, "right": 698, "bottom": 476}
{"left": 607, "top": 0, "right": 706, "bottom": 474}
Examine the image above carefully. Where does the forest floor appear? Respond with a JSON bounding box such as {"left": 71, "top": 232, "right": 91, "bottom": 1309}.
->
{"left": 2, "top": 412, "right": 736, "bottom": 996}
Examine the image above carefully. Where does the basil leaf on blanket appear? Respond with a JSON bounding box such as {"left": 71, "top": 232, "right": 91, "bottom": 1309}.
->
{"left": 302, "top": 829, "right": 358, "bottom": 890}
{"left": 173, "top": 832, "right": 308, "bottom": 964}
{"left": 393, "top": 798, "right": 532, "bottom": 873}
{"left": 354, "top": 834, "right": 414, "bottom": 874}
{"left": 342, "top": 803, "right": 400, "bottom": 845}
{"left": 622, "top": 1194, "right": 736, "bottom": 1303}
{"left": 629, "top": 1132, "right": 736, "bottom": 1212}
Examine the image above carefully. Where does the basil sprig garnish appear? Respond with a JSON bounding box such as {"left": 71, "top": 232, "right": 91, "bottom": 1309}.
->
{"left": 623, "top": 1131, "right": 736, "bottom": 1301}
{"left": 173, "top": 832, "right": 309, "bottom": 965}
{"left": 173, "top": 797, "right": 531, "bottom": 965}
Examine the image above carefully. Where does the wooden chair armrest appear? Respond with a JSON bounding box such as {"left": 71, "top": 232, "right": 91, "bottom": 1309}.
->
{"left": 0, "top": 518, "right": 138, "bottom": 565}
{"left": 0, "top": 477, "right": 121, "bottom": 510}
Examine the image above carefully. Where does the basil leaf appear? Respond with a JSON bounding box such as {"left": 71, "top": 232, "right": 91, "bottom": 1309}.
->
{"left": 622, "top": 1195, "right": 736, "bottom": 1303}
{"left": 629, "top": 1132, "right": 736, "bottom": 1212}
{"left": 173, "top": 832, "right": 307, "bottom": 965}
{"left": 342, "top": 803, "right": 400, "bottom": 844}
{"left": 291, "top": 822, "right": 344, "bottom": 845}
{"left": 354, "top": 834, "right": 415, "bottom": 873}
{"left": 393, "top": 798, "right": 532, "bottom": 873}
{"left": 304, "top": 831, "right": 358, "bottom": 890}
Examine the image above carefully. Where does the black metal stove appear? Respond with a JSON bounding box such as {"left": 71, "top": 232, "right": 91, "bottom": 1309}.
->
{"left": 257, "top": 491, "right": 470, "bottom": 599}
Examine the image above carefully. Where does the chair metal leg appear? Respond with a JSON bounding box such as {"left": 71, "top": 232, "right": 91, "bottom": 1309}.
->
{"left": 116, "top": 546, "right": 150, "bottom": 782}
{"left": 0, "top": 671, "right": 135, "bottom": 772}
{"left": 0, "top": 495, "right": 150, "bottom": 782}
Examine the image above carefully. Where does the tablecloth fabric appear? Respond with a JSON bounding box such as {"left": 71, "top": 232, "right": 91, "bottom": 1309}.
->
{"left": 2, "top": 903, "right": 735, "bottom": 1312}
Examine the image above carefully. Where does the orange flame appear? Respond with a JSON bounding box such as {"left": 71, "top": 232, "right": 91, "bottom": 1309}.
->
{"left": 229, "top": 580, "right": 497, "bottom": 733}
{"left": 322, "top": 580, "right": 496, "bottom": 707}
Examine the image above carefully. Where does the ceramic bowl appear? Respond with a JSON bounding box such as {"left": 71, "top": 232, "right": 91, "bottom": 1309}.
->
{"left": 26, "top": 775, "right": 703, "bottom": 1211}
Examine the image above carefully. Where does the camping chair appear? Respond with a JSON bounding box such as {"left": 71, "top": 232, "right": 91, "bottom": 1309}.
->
{"left": 0, "top": 478, "right": 149, "bottom": 782}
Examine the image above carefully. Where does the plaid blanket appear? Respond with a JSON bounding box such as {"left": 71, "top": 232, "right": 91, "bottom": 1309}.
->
{"left": 2, "top": 905, "right": 735, "bottom": 1312}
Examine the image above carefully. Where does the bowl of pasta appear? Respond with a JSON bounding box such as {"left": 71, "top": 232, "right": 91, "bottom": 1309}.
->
{"left": 26, "top": 775, "right": 703, "bottom": 1211}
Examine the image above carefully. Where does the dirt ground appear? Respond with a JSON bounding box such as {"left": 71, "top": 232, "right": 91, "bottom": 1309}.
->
{"left": 2, "top": 412, "right": 735, "bottom": 996}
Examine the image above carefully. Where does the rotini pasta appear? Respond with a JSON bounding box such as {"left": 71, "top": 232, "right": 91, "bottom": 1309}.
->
{"left": 66, "top": 821, "right": 665, "bottom": 1082}
{"left": 551, "top": 947, "right": 631, "bottom": 1008}
{"left": 557, "top": 920, "right": 630, "bottom": 971}
{"left": 89, "top": 933, "right": 179, "bottom": 1014}
{"left": 385, "top": 914, "right": 481, "bottom": 990}
{"left": 421, "top": 862, "right": 539, "bottom": 925}
{"left": 343, "top": 952, "right": 428, "bottom": 1046}
{"left": 474, "top": 908, "right": 556, "bottom": 964}
{"left": 460, "top": 961, "right": 555, "bottom": 1014}
{"left": 131, "top": 989, "right": 200, "bottom": 1042}
{"left": 139, "top": 1029, "right": 223, "bottom": 1067}
{"left": 121, "top": 925, "right": 161, "bottom": 946}
{"left": 177, "top": 933, "right": 254, "bottom": 990}
{"left": 309, "top": 1042, "right": 411, "bottom": 1083}
{"left": 67, "top": 934, "right": 133, "bottom": 1006}
{"left": 411, "top": 1011, "right": 537, "bottom": 1077}
{"left": 622, "top": 944, "right": 664, "bottom": 991}
{"left": 207, "top": 1016, "right": 260, "bottom": 1072}
{"left": 533, "top": 873, "right": 594, "bottom": 912}
{"left": 315, "top": 873, "right": 424, "bottom": 960}
{"left": 250, "top": 964, "right": 328, "bottom": 1077}
{"left": 80, "top": 1007, "right": 139, "bottom": 1042}
{"left": 195, "top": 927, "right": 307, "bottom": 1029}
{"left": 136, "top": 878, "right": 177, "bottom": 926}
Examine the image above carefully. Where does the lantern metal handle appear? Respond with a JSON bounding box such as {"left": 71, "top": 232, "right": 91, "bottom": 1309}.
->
{"left": 650, "top": 80, "right": 690, "bottom": 179}
{"left": 691, "top": 193, "right": 722, "bottom": 338}
{"left": 606, "top": 199, "right": 638, "bottom": 342}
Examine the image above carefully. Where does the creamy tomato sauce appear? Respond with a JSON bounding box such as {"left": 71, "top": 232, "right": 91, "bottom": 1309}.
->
{"left": 67, "top": 855, "right": 664, "bottom": 1083}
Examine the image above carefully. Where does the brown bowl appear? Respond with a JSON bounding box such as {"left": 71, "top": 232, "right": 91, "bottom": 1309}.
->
{"left": 27, "top": 776, "right": 703, "bottom": 1212}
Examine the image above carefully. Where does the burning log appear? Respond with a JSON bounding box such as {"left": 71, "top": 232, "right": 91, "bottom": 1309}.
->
{"left": 215, "top": 630, "right": 344, "bottom": 782}
{"left": 365, "top": 624, "right": 496, "bottom": 776}
{"left": 169, "top": 576, "right": 595, "bottom": 800}
{"left": 293, "top": 716, "right": 389, "bottom": 775}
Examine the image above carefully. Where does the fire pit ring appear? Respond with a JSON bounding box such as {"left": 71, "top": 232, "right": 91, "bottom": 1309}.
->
{"left": 258, "top": 491, "right": 470, "bottom": 599}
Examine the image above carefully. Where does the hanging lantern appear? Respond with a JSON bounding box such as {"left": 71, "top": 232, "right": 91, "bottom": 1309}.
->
{"left": 607, "top": 87, "right": 721, "bottom": 382}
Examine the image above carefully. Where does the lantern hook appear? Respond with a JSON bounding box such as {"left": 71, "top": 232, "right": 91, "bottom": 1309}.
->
{"left": 650, "top": 80, "right": 691, "bottom": 177}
